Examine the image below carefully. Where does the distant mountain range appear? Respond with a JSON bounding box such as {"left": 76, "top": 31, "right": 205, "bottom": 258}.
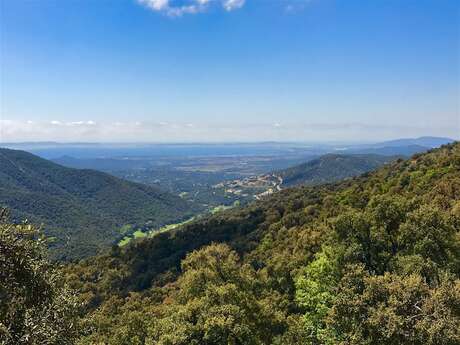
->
{"left": 276, "top": 136, "right": 456, "bottom": 188}
{"left": 1, "top": 136, "right": 455, "bottom": 160}
{"left": 277, "top": 154, "right": 397, "bottom": 187}
{"left": 335, "top": 137, "right": 454, "bottom": 157}
{"left": 0, "top": 136, "right": 453, "bottom": 260}
{"left": 0, "top": 148, "right": 196, "bottom": 260}
{"left": 374, "top": 136, "right": 454, "bottom": 148}
{"left": 335, "top": 136, "right": 454, "bottom": 156}
{"left": 343, "top": 145, "right": 429, "bottom": 156}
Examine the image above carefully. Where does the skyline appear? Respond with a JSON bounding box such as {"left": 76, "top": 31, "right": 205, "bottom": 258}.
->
{"left": 1, "top": 0, "right": 459, "bottom": 142}
{"left": 0, "top": 120, "right": 457, "bottom": 144}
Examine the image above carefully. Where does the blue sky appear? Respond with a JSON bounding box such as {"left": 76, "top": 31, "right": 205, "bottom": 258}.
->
{"left": 0, "top": 0, "right": 458, "bottom": 142}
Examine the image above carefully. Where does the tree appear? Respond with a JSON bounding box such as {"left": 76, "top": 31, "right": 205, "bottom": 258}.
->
{"left": 0, "top": 209, "right": 80, "bottom": 344}
{"left": 295, "top": 246, "right": 341, "bottom": 344}
{"left": 398, "top": 205, "right": 460, "bottom": 278}
{"left": 149, "top": 243, "right": 283, "bottom": 345}
{"left": 328, "top": 266, "right": 460, "bottom": 345}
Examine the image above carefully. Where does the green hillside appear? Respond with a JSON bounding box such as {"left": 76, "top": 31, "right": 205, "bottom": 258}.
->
{"left": 278, "top": 153, "right": 396, "bottom": 186}
{"left": 0, "top": 148, "right": 196, "bottom": 260}
{"left": 62, "top": 143, "right": 459, "bottom": 344}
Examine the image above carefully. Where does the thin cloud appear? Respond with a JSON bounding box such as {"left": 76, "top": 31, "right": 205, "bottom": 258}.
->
{"left": 137, "top": 0, "right": 245, "bottom": 16}
{"left": 136, "top": 0, "right": 315, "bottom": 17}
{"left": 1, "top": 120, "right": 456, "bottom": 143}
{"left": 284, "top": 0, "right": 313, "bottom": 13}
{"left": 222, "top": 0, "right": 245, "bottom": 11}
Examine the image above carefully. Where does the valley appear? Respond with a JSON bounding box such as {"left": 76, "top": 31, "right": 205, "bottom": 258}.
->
{"left": 8, "top": 138, "right": 443, "bottom": 209}
{"left": 2, "top": 2, "right": 458, "bottom": 343}
{"left": 0, "top": 148, "right": 197, "bottom": 260}
{"left": 0, "top": 139, "right": 450, "bottom": 259}
{"left": 1, "top": 140, "right": 458, "bottom": 345}
{"left": 61, "top": 142, "right": 460, "bottom": 344}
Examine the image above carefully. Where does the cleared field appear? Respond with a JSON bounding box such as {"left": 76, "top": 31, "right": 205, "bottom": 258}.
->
{"left": 118, "top": 217, "right": 195, "bottom": 246}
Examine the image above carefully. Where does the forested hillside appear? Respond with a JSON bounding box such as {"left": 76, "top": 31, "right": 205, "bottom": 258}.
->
{"left": 277, "top": 153, "right": 396, "bottom": 186}
{"left": 61, "top": 142, "right": 460, "bottom": 344}
{"left": 0, "top": 148, "right": 196, "bottom": 260}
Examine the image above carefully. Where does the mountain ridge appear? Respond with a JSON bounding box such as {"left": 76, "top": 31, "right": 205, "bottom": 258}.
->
{"left": 276, "top": 153, "right": 397, "bottom": 187}
{"left": 374, "top": 136, "right": 454, "bottom": 148}
{"left": 64, "top": 142, "right": 460, "bottom": 344}
{"left": 0, "top": 148, "right": 196, "bottom": 260}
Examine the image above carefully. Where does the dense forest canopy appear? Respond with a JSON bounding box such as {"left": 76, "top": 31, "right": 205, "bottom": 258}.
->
{"left": 0, "top": 209, "right": 80, "bottom": 344}
{"left": 2, "top": 0, "right": 458, "bottom": 343}
{"left": 54, "top": 142, "right": 460, "bottom": 344}
{"left": 277, "top": 153, "right": 396, "bottom": 187}
{"left": 0, "top": 148, "right": 197, "bottom": 260}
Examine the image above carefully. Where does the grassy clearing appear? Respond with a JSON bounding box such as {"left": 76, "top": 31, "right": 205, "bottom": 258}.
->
{"left": 210, "top": 205, "right": 228, "bottom": 214}
{"left": 210, "top": 201, "right": 240, "bottom": 214}
{"left": 149, "top": 217, "right": 195, "bottom": 237}
{"left": 118, "top": 236, "right": 132, "bottom": 247}
{"left": 118, "top": 202, "right": 240, "bottom": 246}
{"left": 118, "top": 217, "right": 196, "bottom": 246}
{"left": 133, "top": 230, "right": 146, "bottom": 238}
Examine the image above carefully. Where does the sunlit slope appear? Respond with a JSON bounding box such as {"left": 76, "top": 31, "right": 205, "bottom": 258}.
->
{"left": 277, "top": 153, "right": 396, "bottom": 187}
{"left": 0, "top": 148, "right": 196, "bottom": 260}
{"left": 66, "top": 142, "right": 460, "bottom": 343}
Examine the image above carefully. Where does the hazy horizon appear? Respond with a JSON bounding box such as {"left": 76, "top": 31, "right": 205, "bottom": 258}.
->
{"left": 1, "top": 0, "right": 459, "bottom": 142}
{"left": 1, "top": 135, "right": 457, "bottom": 146}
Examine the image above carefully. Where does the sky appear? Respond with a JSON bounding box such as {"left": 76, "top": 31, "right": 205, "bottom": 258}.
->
{"left": 0, "top": 0, "right": 459, "bottom": 142}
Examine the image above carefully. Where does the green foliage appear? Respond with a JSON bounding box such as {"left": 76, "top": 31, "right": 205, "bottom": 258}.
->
{"left": 295, "top": 246, "right": 341, "bottom": 344}
{"left": 328, "top": 267, "right": 460, "bottom": 345}
{"left": 76, "top": 244, "right": 285, "bottom": 344}
{"left": 398, "top": 206, "right": 459, "bottom": 276}
{"left": 64, "top": 142, "right": 460, "bottom": 344}
{"left": 76, "top": 293, "right": 160, "bottom": 345}
{"left": 0, "top": 148, "right": 196, "bottom": 260}
{"left": 118, "top": 216, "right": 196, "bottom": 247}
{"left": 149, "top": 244, "right": 283, "bottom": 345}
{"left": 279, "top": 153, "right": 396, "bottom": 187}
{"left": 0, "top": 209, "right": 80, "bottom": 344}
